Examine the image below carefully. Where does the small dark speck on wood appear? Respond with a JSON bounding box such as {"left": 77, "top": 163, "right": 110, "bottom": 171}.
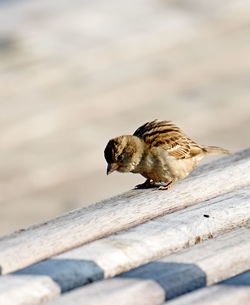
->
{"left": 195, "top": 236, "right": 201, "bottom": 244}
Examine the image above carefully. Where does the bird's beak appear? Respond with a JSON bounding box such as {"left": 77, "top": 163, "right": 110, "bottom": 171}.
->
{"left": 106, "top": 163, "right": 119, "bottom": 175}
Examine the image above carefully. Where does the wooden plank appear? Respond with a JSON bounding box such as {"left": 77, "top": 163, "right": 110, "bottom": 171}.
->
{"left": 0, "top": 149, "right": 249, "bottom": 274}
{"left": 35, "top": 228, "right": 250, "bottom": 305}
{"left": 44, "top": 278, "right": 165, "bottom": 305}
{"left": 0, "top": 275, "right": 60, "bottom": 305}
{"left": 165, "top": 271, "right": 250, "bottom": 305}
{"left": 0, "top": 0, "right": 249, "bottom": 236}
{"left": 0, "top": 188, "right": 249, "bottom": 305}
{"left": 0, "top": 0, "right": 249, "bottom": 237}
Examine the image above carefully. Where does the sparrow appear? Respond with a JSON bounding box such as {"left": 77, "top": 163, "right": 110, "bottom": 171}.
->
{"left": 104, "top": 120, "right": 231, "bottom": 190}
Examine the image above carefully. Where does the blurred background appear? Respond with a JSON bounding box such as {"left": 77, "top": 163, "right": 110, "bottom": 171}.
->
{"left": 0, "top": 0, "right": 249, "bottom": 235}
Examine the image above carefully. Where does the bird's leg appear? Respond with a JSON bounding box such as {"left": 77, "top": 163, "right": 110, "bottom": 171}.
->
{"left": 158, "top": 180, "right": 174, "bottom": 190}
{"left": 135, "top": 179, "right": 154, "bottom": 188}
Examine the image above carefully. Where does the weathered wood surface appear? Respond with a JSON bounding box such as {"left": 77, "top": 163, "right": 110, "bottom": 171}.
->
{"left": 0, "top": 186, "right": 249, "bottom": 305}
{"left": 166, "top": 271, "right": 250, "bottom": 305}
{"left": 36, "top": 228, "right": 250, "bottom": 305}
{"left": 0, "top": 149, "right": 249, "bottom": 274}
{"left": 0, "top": 276, "right": 59, "bottom": 305}
{"left": 0, "top": 0, "right": 249, "bottom": 236}
{"left": 45, "top": 278, "right": 164, "bottom": 305}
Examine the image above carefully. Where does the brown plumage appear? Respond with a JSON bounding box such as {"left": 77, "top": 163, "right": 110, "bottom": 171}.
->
{"left": 104, "top": 120, "right": 231, "bottom": 190}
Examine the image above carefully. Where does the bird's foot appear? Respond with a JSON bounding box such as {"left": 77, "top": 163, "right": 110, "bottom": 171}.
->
{"left": 158, "top": 181, "right": 173, "bottom": 190}
{"left": 135, "top": 179, "right": 154, "bottom": 189}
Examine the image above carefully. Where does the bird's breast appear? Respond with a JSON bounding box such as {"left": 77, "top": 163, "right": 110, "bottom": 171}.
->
{"left": 165, "top": 155, "right": 203, "bottom": 179}
{"left": 133, "top": 151, "right": 172, "bottom": 182}
{"left": 133, "top": 149, "right": 203, "bottom": 182}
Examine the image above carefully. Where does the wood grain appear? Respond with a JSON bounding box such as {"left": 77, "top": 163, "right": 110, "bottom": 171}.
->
{"left": 166, "top": 271, "right": 250, "bottom": 305}
{"left": 0, "top": 0, "right": 250, "bottom": 236}
{"left": 0, "top": 187, "right": 249, "bottom": 305}
{"left": 38, "top": 228, "right": 250, "bottom": 305}
{"left": 0, "top": 149, "right": 249, "bottom": 274}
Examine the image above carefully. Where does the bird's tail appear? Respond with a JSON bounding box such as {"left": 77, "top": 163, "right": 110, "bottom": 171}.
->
{"left": 203, "top": 145, "right": 231, "bottom": 155}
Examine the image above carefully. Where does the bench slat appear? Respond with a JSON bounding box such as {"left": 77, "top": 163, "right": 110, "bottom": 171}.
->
{"left": 0, "top": 276, "right": 59, "bottom": 305}
{"left": 0, "top": 149, "right": 249, "bottom": 274}
{"left": 0, "top": 187, "right": 249, "bottom": 305}
{"left": 40, "top": 228, "right": 250, "bottom": 305}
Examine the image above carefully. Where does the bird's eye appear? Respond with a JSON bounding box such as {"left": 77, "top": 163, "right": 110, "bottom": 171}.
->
{"left": 117, "top": 154, "right": 124, "bottom": 162}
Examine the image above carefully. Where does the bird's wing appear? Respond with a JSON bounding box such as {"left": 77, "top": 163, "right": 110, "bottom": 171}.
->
{"left": 133, "top": 120, "right": 202, "bottom": 159}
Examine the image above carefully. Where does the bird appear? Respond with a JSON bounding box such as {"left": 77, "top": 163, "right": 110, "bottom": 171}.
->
{"left": 104, "top": 120, "right": 231, "bottom": 190}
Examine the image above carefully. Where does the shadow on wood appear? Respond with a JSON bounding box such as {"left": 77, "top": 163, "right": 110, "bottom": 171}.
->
{"left": 219, "top": 271, "right": 250, "bottom": 287}
{"left": 166, "top": 270, "right": 250, "bottom": 305}
{"left": 13, "top": 258, "right": 104, "bottom": 292}
{"left": 118, "top": 261, "right": 207, "bottom": 300}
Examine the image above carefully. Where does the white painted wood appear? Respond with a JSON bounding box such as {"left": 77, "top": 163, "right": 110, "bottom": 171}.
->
{"left": 165, "top": 271, "right": 250, "bottom": 305}
{"left": 1, "top": 188, "right": 249, "bottom": 305}
{"left": 0, "top": 275, "right": 60, "bottom": 305}
{"left": 38, "top": 228, "right": 250, "bottom": 305}
{"left": 0, "top": 149, "right": 249, "bottom": 274}
{"left": 0, "top": 0, "right": 249, "bottom": 240}
{"left": 44, "top": 278, "right": 165, "bottom": 305}
{"left": 64, "top": 186, "right": 250, "bottom": 280}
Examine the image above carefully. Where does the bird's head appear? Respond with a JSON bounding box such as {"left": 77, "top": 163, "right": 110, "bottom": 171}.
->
{"left": 104, "top": 135, "right": 143, "bottom": 175}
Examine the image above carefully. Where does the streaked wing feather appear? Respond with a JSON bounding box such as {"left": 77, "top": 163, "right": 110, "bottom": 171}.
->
{"left": 133, "top": 120, "right": 202, "bottom": 159}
